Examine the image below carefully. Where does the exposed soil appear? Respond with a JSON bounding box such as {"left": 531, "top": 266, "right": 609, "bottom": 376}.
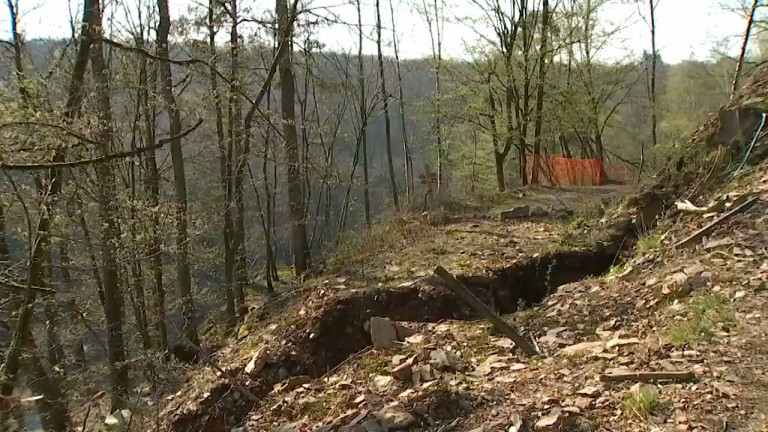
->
{"left": 165, "top": 185, "right": 668, "bottom": 432}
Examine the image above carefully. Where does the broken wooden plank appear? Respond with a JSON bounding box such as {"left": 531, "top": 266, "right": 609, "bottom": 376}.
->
{"left": 599, "top": 370, "right": 695, "bottom": 383}
{"left": 674, "top": 196, "right": 759, "bottom": 249}
{"left": 433, "top": 266, "right": 539, "bottom": 357}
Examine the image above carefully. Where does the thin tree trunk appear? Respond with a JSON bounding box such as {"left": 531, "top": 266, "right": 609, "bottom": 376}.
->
{"left": 277, "top": 0, "right": 311, "bottom": 274}
{"left": 157, "top": 0, "right": 200, "bottom": 347}
{"left": 0, "top": 203, "right": 9, "bottom": 266}
{"left": 208, "top": 0, "right": 237, "bottom": 327}
{"left": 228, "top": 0, "right": 248, "bottom": 319}
{"left": 26, "top": 334, "right": 69, "bottom": 432}
{"left": 129, "top": 71, "right": 151, "bottom": 351}
{"left": 389, "top": 0, "right": 413, "bottom": 202}
{"left": 731, "top": 0, "right": 758, "bottom": 97}
{"left": 488, "top": 74, "right": 505, "bottom": 192}
{"left": 356, "top": 0, "right": 372, "bottom": 227}
{"left": 89, "top": 0, "right": 130, "bottom": 409}
{"left": 59, "top": 247, "right": 86, "bottom": 370}
{"left": 434, "top": 0, "right": 443, "bottom": 190}
{"left": 375, "top": 0, "right": 399, "bottom": 211}
{"left": 531, "top": 0, "right": 550, "bottom": 185}
{"left": 648, "top": 0, "right": 658, "bottom": 150}
{"left": 139, "top": 34, "right": 168, "bottom": 350}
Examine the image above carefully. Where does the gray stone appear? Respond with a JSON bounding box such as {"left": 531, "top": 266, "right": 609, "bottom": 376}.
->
{"left": 273, "top": 423, "right": 302, "bottom": 432}
{"left": 530, "top": 206, "right": 550, "bottom": 217}
{"left": 374, "top": 407, "right": 417, "bottom": 430}
{"left": 429, "top": 349, "right": 463, "bottom": 371}
{"left": 500, "top": 205, "right": 530, "bottom": 220}
{"left": 339, "top": 426, "right": 366, "bottom": 432}
{"left": 104, "top": 409, "right": 132, "bottom": 432}
{"left": 361, "top": 419, "right": 387, "bottom": 432}
{"left": 369, "top": 317, "right": 398, "bottom": 349}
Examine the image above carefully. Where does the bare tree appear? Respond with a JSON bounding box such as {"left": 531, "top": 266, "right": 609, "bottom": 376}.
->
{"left": 208, "top": 0, "right": 237, "bottom": 328}
{"left": 421, "top": 0, "right": 445, "bottom": 189}
{"left": 532, "top": 0, "right": 552, "bottom": 184}
{"left": 277, "top": 0, "right": 311, "bottom": 274}
{"left": 227, "top": 0, "right": 248, "bottom": 319}
{"left": 356, "top": 0, "right": 372, "bottom": 227}
{"left": 389, "top": 0, "right": 414, "bottom": 202}
{"left": 375, "top": 0, "right": 400, "bottom": 210}
{"left": 732, "top": 0, "right": 760, "bottom": 96}
{"left": 156, "top": 0, "right": 200, "bottom": 347}
{"left": 89, "top": 0, "right": 131, "bottom": 409}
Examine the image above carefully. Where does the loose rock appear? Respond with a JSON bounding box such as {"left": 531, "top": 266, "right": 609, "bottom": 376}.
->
{"left": 500, "top": 206, "right": 530, "bottom": 220}
{"left": 369, "top": 317, "right": 399, "bottom": 349}
{"left": 374, "top": 406, "right": 417, "bottom": 430}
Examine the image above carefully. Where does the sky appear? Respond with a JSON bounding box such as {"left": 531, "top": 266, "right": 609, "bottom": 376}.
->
{"left": 0, "top": 0, "right": 753, "bottom": 64}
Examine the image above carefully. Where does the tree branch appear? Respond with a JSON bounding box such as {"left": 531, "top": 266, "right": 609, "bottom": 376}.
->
{"left": 0, "top": 119, "right": 203, "bottom": 171}
{"left": 0, "top": 279, "right": 55, "bottom": 295}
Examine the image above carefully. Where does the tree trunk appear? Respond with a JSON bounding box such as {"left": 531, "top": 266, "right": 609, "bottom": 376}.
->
{"left": 422, "top": 0, "right": 445, "bottom": 191}
{"left": 139, "top": 35, "right": 168, "bottom": 350}
{"left": 157, "top": 0, "right": 200, "bottom": 347}
{"left": 59, "top": 247, "right": 86, "bottom": 370}
{"left": 277, "top": 0, "right": 311, "bottom": 274}
{"left": 494, "top": 152, "right": 506, "bottom": 193}
{"left": 26, "top": 334, "right": 69, "bottom": 432}
{"left": 375, "top": 0, "right": 399, "bottom": 211}
{"left": 531, "top": 0, "right": 550, "bottom": 185}
{"left": 731, "top": 0, "right": 759, "bottom": 97}
{"left": 356, "top": 0, "right": 372, "bottom": 228}
{"left": 389, "top": 0, "right": 413, "bottom": 202}
{"left": 648, "top": 0, "right": 658, "bottom": 151}
{"left": 488, "top": 74, "right": 504, "bottom": 192}
{"left": 1, "top": 0, "right": 90, "bottom": 420}
{"left": 228, "top": 0, "right": 248, "bottom": 319}
{"left": 208, "top": 0, "right": 237, "bottom": 328}
{"left": 0, "top": 203, "right": 9, "bottom": 266}
{"left": 89, "top": 0, "right": 130, "bottom": 409}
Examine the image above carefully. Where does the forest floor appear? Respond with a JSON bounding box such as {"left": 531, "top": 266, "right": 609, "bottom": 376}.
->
{"left": 159, "top": 166, "right": 768, "bottom": 432}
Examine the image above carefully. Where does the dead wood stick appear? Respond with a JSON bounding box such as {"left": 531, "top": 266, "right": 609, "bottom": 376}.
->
{"left": 599, "top": 370, "right": 696, "bottom": 383}
{"left": 434, "top": 266, "right": 539, "bottom": 357}
{"left": 674, "top": 196, "right": 759, "bottom": 249}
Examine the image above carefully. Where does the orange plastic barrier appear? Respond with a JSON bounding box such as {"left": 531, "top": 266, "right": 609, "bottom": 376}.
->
{"left": 527, "top": 154, "right": 605, "bottom": 186}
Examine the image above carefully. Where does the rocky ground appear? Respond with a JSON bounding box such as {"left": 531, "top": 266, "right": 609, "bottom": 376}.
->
{"left": 153, "top": 159, "right": 768, "bottom": 432}
{"left": 221, "top": 166, "right": 768, "bottom": 432}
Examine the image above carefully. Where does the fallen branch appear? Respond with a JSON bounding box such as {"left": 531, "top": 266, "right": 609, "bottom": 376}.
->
{"left": 433, "top": 266, "right": 539, "bottom": 357}
{"left": 599, "top": 370, "right": 696, "bottom": 383}
{"left": 673, "top": 196, "right": 759, "bottom": 249}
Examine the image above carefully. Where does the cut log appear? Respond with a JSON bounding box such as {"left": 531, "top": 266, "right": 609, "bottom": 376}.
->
{"left": 599, "top": 370, "right": 695, "bottom": 383}
{"left": 433, "top": 266, "right": 538, "bottom": 357}
{"left": 674, "top": 196, "right": 758, "bottom": 249}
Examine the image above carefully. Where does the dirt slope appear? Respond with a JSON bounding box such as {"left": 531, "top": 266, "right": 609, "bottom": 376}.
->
{"left": 213, "top": 166, "right": 768, "bottom": 432}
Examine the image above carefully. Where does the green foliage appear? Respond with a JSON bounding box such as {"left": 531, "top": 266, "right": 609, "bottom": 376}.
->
{"left": 607, "top": 263, "right": 631, "bottom": 278}
{"left": 623, "top": 385, "right": 661, "bottom": 418}
{"left": 665, "top": 294, "right": 737, "bottom": 346}
{"left": 636, "top": 231, "right": 662, "bottom": 254}
{"left": 569, "top": 217, "right": 587, "bottom": 230}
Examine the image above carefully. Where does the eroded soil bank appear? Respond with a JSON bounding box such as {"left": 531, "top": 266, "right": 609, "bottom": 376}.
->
{"left": 169, "top": 188, "right": 670, "bottom": 432}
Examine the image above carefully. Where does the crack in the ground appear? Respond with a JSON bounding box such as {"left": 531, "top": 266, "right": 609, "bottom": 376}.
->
{"left": 170, "top": 189, "right": 673, "bottom": 431}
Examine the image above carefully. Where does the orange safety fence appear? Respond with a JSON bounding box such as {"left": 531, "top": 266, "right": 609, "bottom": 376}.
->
{"left": 526, "top": 154, "right": 604, "bottom": 186}
{"left": 525, "top": 154, "right": 635, "bottom": 186}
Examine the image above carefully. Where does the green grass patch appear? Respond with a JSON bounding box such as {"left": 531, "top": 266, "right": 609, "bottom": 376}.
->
{"left": 636, "top": 231, "right": 662, "bottom": 254}
{"left": 664, "top": 294, "right": 737, "bottom": 346}
{"left": 606, "top": 263, "right": 630, "bottom": 278}
{"left": 569, "top": 216, "right": 587, "bottom": 230}
{"left": 623, "top": 385, "right": 660, "bottom": 418}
